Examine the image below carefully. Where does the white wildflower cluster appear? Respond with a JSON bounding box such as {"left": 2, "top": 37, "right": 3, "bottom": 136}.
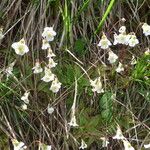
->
{"left": 113, "top": 26, "right": 139, "bottom": 47}
{"left": 12, "top": 139, "right": 27, "bottom": 150}
{"left": 95, "top": 22, "right": 150, "bottom": 81}
{"left": 10, "top": 27, "right": 61, "bottom": 94}
{"left": 114, "top": 26, "right": 139, "bottom": 47}
{"left": 98, "top": 25, "right": 140, "bottom": 50}
{"left": 31, "top": 27, "right": 61, "bottom": 93}
{"left": 113, "top": 125, "right": 135, "bottom": 150}
{"left": 39, "top": 27, "right": 61, "bottom": 93}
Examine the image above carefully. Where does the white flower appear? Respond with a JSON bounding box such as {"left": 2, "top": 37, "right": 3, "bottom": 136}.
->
{"left": 46, "top": 145, "right": 52, "bottom": 150}
{"left": 108, "top": 51, "right": 118, "bottom": 64}
{"left": 21, "top": 91, "right": 30, "bottom": 104}
{"left": 42, "top": 39, "right": 50, "bottom": 50}
{"left": 50, "top": 77, "right": 61, "bottom": 93}
{"left": 21, "top": 104, "right": 27, "bottom": 110}
{"left": 100, "top": 137, "right": 109, "bottom": 147}
{"left": 47, "top": 104, "right": 54, "bottom": 114}
{"left": 128, "top": 34, "right": 139, "bottom": 47}
{"left": 11, "top": 38, "right": 29, "bottom": 56}
{"left": 123, "top": 140, "right": 135, "bottom": 150}
{"left": 12, "top": 139, "right": 27, "bottom": 150}
{"left": 114, "top": 26, "right": 130, "bottom": 45}
{"left": 142, "top": 23, "right": 150, "bottom": 36}
{"left": 90, "top": 77, "right": 104, "bottom": 93}
{"left": 68, "top": 115, "right": 79, "bottom": 127}
{"left": 5, "top": 61, "right": 16, "bottom": 77}
{"left": 113, "top": 126, "right": 125, "bottom": 140}
{"left": 115, "top": 33, "right": 130, "bottom": 45}
{"left": 48, "top": 57, "right": 57, "bottom": 68}
{"left": 32, "top": 61, "right": 43, "bottom": 74}
{"left": 131, "top": 56, "right": 137, "bottom": 65}
{"left": 119, "top": 26, "right": 126, "bottom": 33}
{"left": 79, "top": 139, "right": 87, "bottom": 149}
{"left": 98, "top": 34, "right": 112, "bottom": 49}
{"left": 42, "top": 27, "right": 56, "bottom": 42}
{"left": 0, "top": 28, "right": 4, "bottom": 40}
{"left": 41, "top": 67, "right": 55, "bottom": 82}
{"left": 47, "top": 48, "right": 56, "bottom": 58}
{"left": 144, "top": 143, "right": 150, "bottom": 149}
{"left": 40, "top": 143, "right": 52, "bottom": 150}
{"left": 116, "top": 62, "right": 124, "bottom": 73}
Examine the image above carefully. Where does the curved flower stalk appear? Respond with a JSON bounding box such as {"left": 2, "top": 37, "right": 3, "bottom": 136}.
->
{"left": 116, "top": 62, "right": 124, "bottom": 73}
{"left": 21, "top": 91, "right": 30, "bottom": 104}
{"left": 108, "top": 50, "right": 118, "bottom": 64}
{"left": 42, "top": 27, "right": 56, "bottom": 42}
{"left": 79, "top": 139, "right": 87, "bottom": 149}
{"left": 41, "top": 66, "right": 55, "bottom": 82}
{"left": 50, "top": 77, "right": 61, "bottom": 93}
{"left": 98, "top": 33, "right": 112, "bottom": 49}
{"left": 68, "top": 78, "right": 79, "bottom": 127}
{"left": 90, "top": 77, "right": 104, "bottom": 93}
{"left": 142, "top": 23, "right": 150, "bottom": 36}
{"left": 32, "top": 60, "right": 43, "bottom": 74}
{"left": 12, "top": 139, "right": 27, "bottom": 150}
{"left": 42, "top": 39, "right": 50, "bottom": 50}
{"left": 119, "top": 26, "right": 126, "bottom": 33}
{"left": 11, "top": 38, "right": 29, "bottom": 56}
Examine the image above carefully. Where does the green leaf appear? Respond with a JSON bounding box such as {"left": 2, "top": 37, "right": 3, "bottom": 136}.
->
{"left": 74, "top": 39, "right": 86, "bottom": 56}
{"left": 99, "top": 92, "right": 113, "bottom": 122}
